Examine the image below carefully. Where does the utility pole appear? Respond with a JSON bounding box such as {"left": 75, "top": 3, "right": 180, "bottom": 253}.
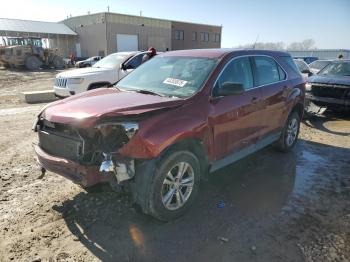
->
{"left": 107, "top": 6, "right": 110, "bottom": 12}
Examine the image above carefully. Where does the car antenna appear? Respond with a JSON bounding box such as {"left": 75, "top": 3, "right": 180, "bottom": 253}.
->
{"left": 252, "top": 34, "right": 259, "bottom": 49}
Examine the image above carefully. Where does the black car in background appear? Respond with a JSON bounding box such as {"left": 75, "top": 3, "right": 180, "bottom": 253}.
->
{"left": 306, "top": 60, "right": 350, "bottom": 112}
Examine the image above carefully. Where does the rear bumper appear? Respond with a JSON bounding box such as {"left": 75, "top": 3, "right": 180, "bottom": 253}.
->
{"left": 34, "top": 144, "right": 111, "bottom": 187}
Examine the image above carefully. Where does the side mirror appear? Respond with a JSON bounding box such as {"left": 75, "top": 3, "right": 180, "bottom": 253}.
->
{"left": 216, "top": 82, "right": 245, "bottom": 96}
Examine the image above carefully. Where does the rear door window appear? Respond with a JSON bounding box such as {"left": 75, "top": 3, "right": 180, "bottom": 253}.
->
{"left": 216, "top": 57, "right": 254, "bottom": 91}
{"left": 254, "top": 56, "right": 281, "bottom": 86}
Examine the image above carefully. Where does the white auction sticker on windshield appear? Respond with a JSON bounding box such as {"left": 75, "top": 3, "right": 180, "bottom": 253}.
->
{"left": 163, "top": 78, "right": 188, "bottom": 87}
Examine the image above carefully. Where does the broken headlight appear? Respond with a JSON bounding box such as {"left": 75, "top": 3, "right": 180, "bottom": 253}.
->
{"left": 94, "top": 122, "right": 139, "bottom": 153}
{"left": 95, "top": 122, "right": 139, "bottom": 139}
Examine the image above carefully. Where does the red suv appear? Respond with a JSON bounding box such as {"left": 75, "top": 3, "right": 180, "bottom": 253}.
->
{"left": 34, "top": 49, "right": 305, "bottom": 220}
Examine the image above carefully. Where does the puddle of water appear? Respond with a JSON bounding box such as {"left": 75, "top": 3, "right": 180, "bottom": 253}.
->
{"left": 292, "top": 148, "right": 326, "bottom": 196}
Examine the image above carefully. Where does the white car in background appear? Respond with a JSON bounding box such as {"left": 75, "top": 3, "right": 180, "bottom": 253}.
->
{"left": 53, "top": 51, "right": 150, "bottom": 97}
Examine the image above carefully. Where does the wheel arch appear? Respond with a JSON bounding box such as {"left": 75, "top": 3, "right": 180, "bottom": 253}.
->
{"left": 290, "top": 101, "right": 304, "bottom": 120}
{"left": 157, "top": 138, "right": 209, "bottom": 181}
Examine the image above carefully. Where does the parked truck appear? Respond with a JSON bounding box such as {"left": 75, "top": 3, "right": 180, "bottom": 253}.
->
{"left": 0, "top": 37, "right": 64, "bottom": 70}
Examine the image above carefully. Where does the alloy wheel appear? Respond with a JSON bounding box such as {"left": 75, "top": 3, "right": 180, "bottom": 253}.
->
{"left": 161, "top": 162, "right": 195, "bottom": 211}
{"left": 286, "top": 117, "right": 298, "bottom": 147}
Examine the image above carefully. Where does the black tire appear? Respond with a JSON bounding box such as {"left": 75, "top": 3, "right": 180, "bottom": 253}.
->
{"left": 25, "top": 55, "right": 42, "bottom": 70}
{"left": 275, "top": 112, "right": 300, "bottom": 152}
{"left": 142, "top": 150, "right": 201, "bottom": 221}
{"left": 52, "top": 56, "right": 65, "bottom": 69}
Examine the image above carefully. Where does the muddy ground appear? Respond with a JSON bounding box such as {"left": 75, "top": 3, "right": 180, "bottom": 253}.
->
{"left": 0, "top": 69, "right": 349, "bottom": 262}
{"left": 0, "top": 68, "right": 60, "bottom": 108}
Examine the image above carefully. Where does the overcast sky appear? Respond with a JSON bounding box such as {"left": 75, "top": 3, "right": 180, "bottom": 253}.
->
{"left": 1, "top": 0, "right": 349, "bottom": 49}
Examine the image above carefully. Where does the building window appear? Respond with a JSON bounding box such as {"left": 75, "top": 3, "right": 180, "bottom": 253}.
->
{"left": 200, "top": 32, "right": 209, "bottom": 42}
{"left": 192, "top": 32, "right": 197, "bottom": 41}
{"left": 174, "top": 30, "right": 184, "bottom": 40}
{"left": 213, "top": 33, "right": 221, "bottom": 42}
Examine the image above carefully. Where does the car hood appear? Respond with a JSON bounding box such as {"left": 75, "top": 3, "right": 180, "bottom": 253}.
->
{"left": 42, "top": 88, "right": 184, "bottom": 127}
{"left": 308, "top": 74, "right": 350, "bottom": 86}
{"left": 56, "top": 67, "right": 114, "bottom": 78}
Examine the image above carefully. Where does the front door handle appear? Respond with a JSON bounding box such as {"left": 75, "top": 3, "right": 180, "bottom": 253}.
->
{"left": 251, "top": 97, "right": 258, "bottom": 103}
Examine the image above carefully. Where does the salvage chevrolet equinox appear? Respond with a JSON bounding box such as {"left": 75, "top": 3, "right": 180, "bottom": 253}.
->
{"left": 33, "top": 49, "right": 305, "bottom": 221}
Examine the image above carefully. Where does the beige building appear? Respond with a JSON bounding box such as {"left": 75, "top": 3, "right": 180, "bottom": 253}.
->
{"left": 171, "top": 21, "right": 222, "bottom": 50}
{"left": 63, "top": 12, "right": 222, "bottom": 57}
{"left": 0, "top": 14, "right": 222, "bottom": 58}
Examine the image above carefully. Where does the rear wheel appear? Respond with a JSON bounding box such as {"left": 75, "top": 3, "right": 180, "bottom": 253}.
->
{"left": 275, "top": 112, "right": 300, "bottom": 152}
{"left": 143, "top": 151, "right": 201, "bottom": 221}
{"left": 25, "top": 55, "right": 42, "bottom": 70}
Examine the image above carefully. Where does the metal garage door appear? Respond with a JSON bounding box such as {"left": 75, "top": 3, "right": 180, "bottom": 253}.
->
{"left": 116, "top": 34, "right": 138, "bottom": 52}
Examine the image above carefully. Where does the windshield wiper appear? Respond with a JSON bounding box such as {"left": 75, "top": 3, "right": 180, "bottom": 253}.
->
{"left": 135, "top": 89, "right": 165, "bottom": 97}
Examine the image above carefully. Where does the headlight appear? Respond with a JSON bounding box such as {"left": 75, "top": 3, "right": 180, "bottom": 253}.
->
{"left": 95, "top": 122, "right": 139, "bottom": 139}
{"left": 67, "top": 78, "right": 84, "bottom": 84}
{"left": 305, "top": 83, "right": 312, "bottom": 91}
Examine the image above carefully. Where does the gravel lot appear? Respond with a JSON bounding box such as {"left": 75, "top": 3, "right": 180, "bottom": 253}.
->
{"left": 0, "top": 69, "right": 349, "bottom": 262}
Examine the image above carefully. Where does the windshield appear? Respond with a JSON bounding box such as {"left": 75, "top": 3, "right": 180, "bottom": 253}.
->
{"left": 309, "top": 60, "right": 331, "bottom": 70}
{"left": 93, "top": 53, "right": 128, "bottom": 69}
{"left": 116, "top": 56, "right": 217, "bottom": 98}
{"left": 318, "top": 61, "right": 350, "bottom": 76}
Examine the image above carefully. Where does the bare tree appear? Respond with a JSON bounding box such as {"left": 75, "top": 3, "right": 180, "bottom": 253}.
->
{"left": 234, "top": 39, "right": 316, "bottom": 51}
{"left": 287, "top": 39, "right": 316, "bottom": 50}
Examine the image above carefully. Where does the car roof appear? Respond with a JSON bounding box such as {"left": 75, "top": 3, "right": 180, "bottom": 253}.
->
{"left": 160, "top": 48, "right": 290, "bottom": 59}
{"left": 107, "top": 51, "right": 138, "bottom": 56}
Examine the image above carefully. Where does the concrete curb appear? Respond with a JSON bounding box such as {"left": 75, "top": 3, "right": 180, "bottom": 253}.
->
{"left": 21, "top": 90, "right": 58, "bottom": 104}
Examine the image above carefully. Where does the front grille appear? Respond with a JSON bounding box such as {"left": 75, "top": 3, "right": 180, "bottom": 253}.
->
{"left": 311, "top": 83, "right": 350, "bottom": 99}
{"left": 55, "top": 78, "right": 67, "bottom": 87}
{"left": 39, "top": 131, "right": 83, "bottom": 161}
{"left": 39, "top": 121, "right": 83, "bottom": 161}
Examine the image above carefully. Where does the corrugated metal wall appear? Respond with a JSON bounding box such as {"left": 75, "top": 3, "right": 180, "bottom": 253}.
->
{"left": 288, "top": 49, "right": 350, "bottom": 60}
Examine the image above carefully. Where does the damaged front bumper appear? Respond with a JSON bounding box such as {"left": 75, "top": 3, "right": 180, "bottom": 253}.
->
{"left": 305, "top": 92, "right": 350, "bottom": 107}
{"left": 34, "top": 144, "right": 135, "bottom": 187}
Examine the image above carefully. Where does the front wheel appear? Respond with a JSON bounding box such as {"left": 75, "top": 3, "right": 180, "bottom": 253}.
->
{"left": 146, "top": 151, "right": 201, "bottom": 221}
{"left": 275, "top": 112, "right": 300, "bottom": 152}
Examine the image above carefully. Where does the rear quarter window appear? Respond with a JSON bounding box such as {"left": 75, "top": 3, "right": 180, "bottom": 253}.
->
{"left": 254, "top": 56, "right": 281, "bottom": 85}
{"left": 280, "top": 56, "right": 300, "bottom": 75}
